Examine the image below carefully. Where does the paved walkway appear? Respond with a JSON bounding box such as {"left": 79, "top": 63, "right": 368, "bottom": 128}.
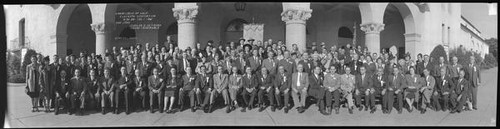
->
{"left": 4, "top": 67, "right": 497, "bottom": 127}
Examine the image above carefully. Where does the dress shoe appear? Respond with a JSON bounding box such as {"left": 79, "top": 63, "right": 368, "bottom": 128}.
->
{"left": 284, "top": 107, "right": 289, "bottom": 113}
{"left": 191, "top": 107, "right": 196, "bottom": 112}
{"left": 335, "top": 108, "right": 340, "bottom": 114}
{"left": 159, "top": 108, "right": 164, "bottom": 113}
{"left": 226, "top": 106, "right": 231, "bottom": 113}
{"left": 450, "top": 110, "right": 456, "bottom": 114}
{"left": 150, "top": 108, "right": 154, "bottom": 113}
{"left": 271, "top": 106, "right": 276, "bottom": 112}
{"left": 348, "top": 108, "right": 353, "bottom": 114}
{"left": 180, "top": 106, "right": 185, "bottom": 112}
{"left": 398, "top": 110, "right": 402, "bottom": 114}
{"left": 248, "top": 106, "right": 252, "bottom": 110}
{"left": 241, "top": 107, "right": 246, "bottom": 112}
{"left": 208, "top": 104, "right": 213, "bottom": 113}
{"left": 258, "top": 106, "right": 265, "bottom": 112}
{"left": 358, "top": 106, "right": 363, "bottom": 111}
{"left": 320, "top": 110, "right": 328, "bottom": 115}
{"left": 365, "top": 106, "right": 369, "bottom": 111}
{"left": 114, "top": 109, "right": 119, "bottom": 114}
{"left": 101, "top": 108, "right": 106, "bottom": 115}
{"left": 473, "top": 107, "right": 478, "bottom": 110}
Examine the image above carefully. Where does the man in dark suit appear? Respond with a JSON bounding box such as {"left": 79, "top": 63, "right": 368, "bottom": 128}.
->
{"left": 384, "top": 67, "right": 406, "bottom": 114}
{"left": 257, "top": 67, "right": 275, "bottom": 112}
{"left": 69, "top": 68, "right": 88, "bottom": 115}
{"left": 416, "top": 55, "right": 432, "bottom": 77}
{"left": 262, "top": 51, "right": 278, "bottom": 76}
{"left": 195, "top": 65, "right": 213, "bottom": 113}
{"left": 137, "top": 54, "right": 153, "bottom": 79}
{"left": 179, "top": 52, "right": 193, "bottom": 75}
{"left": 369, "top": 67, "right": 386, "bottom": 113}
{"left": 115, "top": 66, "right": 133, "bottom": 114}
{"left": 132, "top": 69, "right": 147, "bottom": 112}
{"left": 248, "top": 49, "right": 262, "bottom": 74}
{"left": 297, "top": 52, "right": 313, "bottom": 74}
{"left": 100, "top": 68, "right": 115, "bottom": 114}
{"left": 349, "top": 54, "right": 363, "bottom": 75}
{"left": 450, "top": 69, "right": 471, "bottom": 114}
{"left": 274, "top": 66, "right": 292, "bottom": 113}
{"left": 278, "top": 51, "right": 295, "bottom": 75}
{"left": 148, "top": 68, "right": 164, "bottom": 113}
{"left": 433, "top": 56, "right": 450, "bottom": 79}
{"left": 241, "top": 67, "right": 258, "bottom": 112}
{"left": 354, "top": 66, "right": 372, "bottom": 112}
{"left": 179, "top": 67, "right": 197, "bottom": 112}
{"left": 465, "top": 56, "right": 480, "bottom": 110}
{"left": 433, "top": 67, "right": 452, "bottom": 112}
{"left": 308, "top": 66, "right": 327, "bottom": 115}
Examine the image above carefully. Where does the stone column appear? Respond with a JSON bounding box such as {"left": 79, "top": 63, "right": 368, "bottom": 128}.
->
{"left": 281, "top": 7, "right": 312, "bottom": 53}
{"left": 91, "top": 22, "right": 114, "bottom": 56}
{"left": 404, "top": 33, "right": 421, "bottom": 59}
{"left": 173, "top": 4, "right": 198, "bottom": 50}
{"left": 360, "top": 22, "right": 384, "bottom": 54}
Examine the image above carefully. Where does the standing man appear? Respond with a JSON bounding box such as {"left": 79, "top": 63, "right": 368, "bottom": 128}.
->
{"left": 248, "top": 49, "right": 262, "bottom": 74}
{"left": 240, "top": 67, "right": 258, "bottom": 112}
{"left": 466, "top": 56, "right": 480, "bottom": 110}
{"left": 257, "top": 67, "right": 275, "bottom": 112}
{"left": 449, "top": 56, "right": 462, "bottom": 80}
{"left": 262, "top": 51, "right": 278, "bottom": 76}
{"left": 278, "top": 51, "right": 295, "bottom": 75}
{"left": 211, "top": 66, "right": 230, "bottom": 113}
{"left": 291, "top": 64, "right": 309, "bottom": 113}
{"left": 148, "top": 68, "right": 164, "bottom": 113}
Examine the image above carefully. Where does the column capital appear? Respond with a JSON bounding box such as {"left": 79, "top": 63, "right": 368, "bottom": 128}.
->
{"left": 90, "top": 22, "right": 114, "bottom": 34}
{"left": 173, "top": 7, "right": 198, "bottom": 24}
{"left": 281, "top": 9, "right": 312, "bottom": 24}
{"left": 360, "top": 22, "right": 385, "bottom": 34}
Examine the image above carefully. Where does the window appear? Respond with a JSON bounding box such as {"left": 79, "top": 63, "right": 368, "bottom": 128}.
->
{"left": 19, "top": 18, "right": 25, "bottom": 47}
{"left": 226, "top": 19, "right": 247, "bottom": 32}
{"left": 338, "top": 26, "right": 353, "bottom": 38}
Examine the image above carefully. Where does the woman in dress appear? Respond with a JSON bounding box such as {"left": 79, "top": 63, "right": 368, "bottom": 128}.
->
{"left": 39, "top": 56, "right": 53, "bottom": 112}
{"left": 26, "top": 55, "right": 40, "bottom": 112}
{"left": 164, "top": 67, "right": 180, "bottom": 113}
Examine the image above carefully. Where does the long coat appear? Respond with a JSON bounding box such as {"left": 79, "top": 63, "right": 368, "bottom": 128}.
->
{"left": 39, "top": 65, "right": 53, "bottom": 98}
{"left": 26, "top": 63, "right": 39, "bottom": 93}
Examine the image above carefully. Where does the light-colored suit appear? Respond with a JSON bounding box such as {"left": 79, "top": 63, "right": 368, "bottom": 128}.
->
{"left": 211, "top": 73, "right": 229, "bottom": 104}
{"left": 340, "top": 74, "right": 355, "bottom": 108}
{"left": 262, "top": 58, "right": 278, "bottom": 76}
{"left": 420, "top": 75, "right": 435, "bottom": 108}
{"left": 228, "top": 74, "right": 243, "bottom": 102}
{"left": 291, "top": 72, "right": 309, "bottom": 107}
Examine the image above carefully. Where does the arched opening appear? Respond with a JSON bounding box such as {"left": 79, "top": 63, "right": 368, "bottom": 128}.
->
{"left": 19, "top": 18, "right": 25, "bottom": 48}
{"left": 224, "top": 18, "right": 248, "bottom": 45}
{"left": 66, "top": 4, "right": 95, "bottom": 56}
{"left": 118, "top": 26, "right": 136, "bottom": 38}
{"left": 158, "top": 22, "right": 178, "bottom": 47}
{"left": 338, "top": 26, "right": 354, "bottom": 39}
{"left": 381, "top": 3, "right": 406, "bottom": 58}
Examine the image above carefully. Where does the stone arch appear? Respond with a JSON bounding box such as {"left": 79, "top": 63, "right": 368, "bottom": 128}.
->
{"left": 56, "top": 4, "right": 94, "bottom": 56}
{"left": 223, "top": 18, "right": 248, "bottom": 45}
{"left": 382, "top": 3, "right": 422, "bottom": 59}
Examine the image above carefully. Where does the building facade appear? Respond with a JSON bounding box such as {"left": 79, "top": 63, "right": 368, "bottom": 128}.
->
{"left": 5, "top": 3, "right": 490, "bottom": 58}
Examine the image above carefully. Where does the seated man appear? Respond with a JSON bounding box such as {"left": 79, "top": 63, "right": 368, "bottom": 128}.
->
{"left": 211, "top": 66, "right": 230, "bottom": 113}
{"left": 340, "top": 67, "right": 356, "bottom": 114}
{"left": 257, "top": 67, "right": 275, "bottom": 112}
{"left": 100, "top": 68, "right": 115, "bottom": 114}
{"left": 241, "top": 67, "right": 258, "bottom": 112}
{"left": 450, "top": 69, "right": 471, "bottom": 114}
{"left": 323, "top": 66, "right": 341, "bottom": 115}
{"left": 291, "top": 64, "right": 309, "bottom": 113}
{"left": 54, "top": 70, "right": 70, "bottom": 115}
{"left": 434, "top": 67, "right": 452, "bottom": 112}
{"left": 87, "top": 69, "right": 101, "bottom": 111}
{"left": 115, "top": 66, "right": 133, "bottom": 114}
{"left": 369, "top": 67, "right": 386, "bottom": 114}
{"left": 132, "top": 69, "right": 147, "bottom": 112}
{"left": 354, "top": 66, "right": 372, "bottom": 112}
{"left": 308, "top": 66, "right": 326, "bottom": 115}
{"left": 148, "top": 68, "right": 165, "bottom": 113}
{"left": 228, "top": 67, "right": 243, "bottom": 112}
{"left": 274, "top": 66, "right": 292, "bottom": 113}
{"left": 69, "top": 68, "right": 88, "bottom": 115}
{"left": 195, "top": 65, "right": 213, "bottom": 113}
{"left": 384, "top": 67, "right": 405, "bottom": 114}
{"left": 419, "top": 68, "right": 435, "bottom": 114}
{"left": 179, "top": 67, "right": 197, "bottom": 112}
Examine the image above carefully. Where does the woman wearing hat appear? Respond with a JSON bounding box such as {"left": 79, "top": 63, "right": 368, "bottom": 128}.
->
{"left": 39, "top": 56, "right": 53, "bottom": 112}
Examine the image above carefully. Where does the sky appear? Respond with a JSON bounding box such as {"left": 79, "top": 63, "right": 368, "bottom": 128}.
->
{"left": 461, "top": 3, "right": 498, "bottom": 39}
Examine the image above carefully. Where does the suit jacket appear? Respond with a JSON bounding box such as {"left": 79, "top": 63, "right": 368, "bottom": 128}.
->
{"left": 387, "top": 73, "right": 406, "bottom": 91}
{"left": 132, "top": 76, "right": 147, "bottom": 91}
{"left": 348, "top": 60, "right": 363, "bottom": 75}
{"left": 100, "top": 77, "right": 115, "bottom": 92}
{"left": 125, "top": 61, "right": 135, "bottom": 75}
{"left": 179, "top": 57, "right": 193, "bottom": 73}
{"left": 235, "top": 57, "right": 247, "bottom": 73}
{"left": 308, "top": 74, "right": 324, "bottom": 90}
{"left": 262, "top": 58, "right": 278, "bottom": 76}
{"left": 137, "top": 62, "right": 153, "bottom": 79}
{"left": 454, "top": 78, "right": 470, "bottom": 96}
{"left": 248, "top": 56, "right": 262, "bottom": 73}
{"left": 117, "top": 75, "right": 133, "bottom": 90}
{"left": 70, "top": 76, "right": 88, "bottom": 94}
{"left": 228, "top": 74, "right": 243, "bottom": 89}
{"left": 258, "top": 74, "right": 274, "bottom": 89}
{"left": 274, "top": 73, "right": 292, "bottom": 91}
{"left": 364, "top": 62, "right": 377, "bottom": 77}
{"left": 355, "top": 73, "right": 372, "bottom": 91}
{"left": 148, "top": 75, "right": 164, "bottom": 91}
{"left": 323, "top": 73, "right": 341, "bottom": 91}
{"left": 213, "top": 73, "right": 229, "bottom": 90}
{"left": 449, "top": 63, "right": 463, "bottom": 78}
{"left": 242, "top": 74, "right": 258, "bottom": 89}
{"left": 87, "top": 77, "right": 101, "bottom": 94}
{"left": 291, "top": 72, "right": 309, "bottom": 91}
{"left": 371, "top": 73, "right": 387, "bottom": 91}
{"left": 278, "top": 58, "right": 295, "bottom": 74}
{"left": 340, "top": 74, "right": 355, "bottom": 92}
{"left": 182, "top": 74, "right": 197, "bottom": 90}
{"left": 433, "top": 63, "right": 450, "bottom": 77}
{"left": 435, "top": 75, "right": 452, "bottom": 93}
{"left": 55, "top": 78, "right": 70, "bottom": 96}
{"left": 297, "top": 60, "right": 313, "bottom": 73}
{"left": 422, "top": 75, "right": 436, "bottom": 91}
{"left": 195, "top": 74, "right": 213, "bottom": 91}
{"left": 466, "top": 63, "right": 481, "bottom": 88}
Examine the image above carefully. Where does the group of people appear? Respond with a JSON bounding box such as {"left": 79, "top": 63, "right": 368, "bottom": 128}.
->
{"left": 24, "top": 38, "right": 481, "bottom": 116}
